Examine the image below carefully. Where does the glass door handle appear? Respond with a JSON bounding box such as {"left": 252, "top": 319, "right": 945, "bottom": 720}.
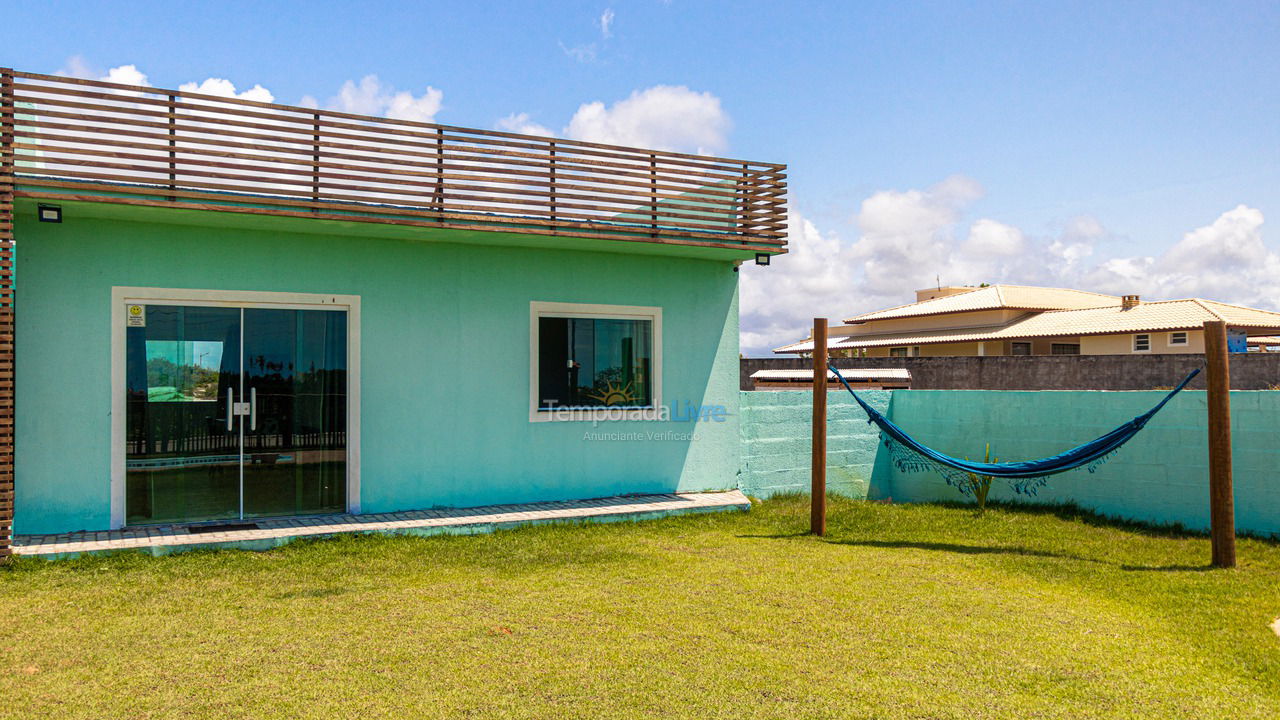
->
{"left": 226, "top": 391, "right": 235, "bottom": 431}
{"left": 250, "top": 387, "right": 257, "bottom": 431}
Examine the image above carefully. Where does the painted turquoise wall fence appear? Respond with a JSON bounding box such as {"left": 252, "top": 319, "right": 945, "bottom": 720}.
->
{"left": 738, "top": 389, "right": 1280, "bottom": 537}
{"left": 15, "top": 208, "right": 741, "bottom": 534}
{"left": 739, "top": 391, "right": 890, "bottom": 499}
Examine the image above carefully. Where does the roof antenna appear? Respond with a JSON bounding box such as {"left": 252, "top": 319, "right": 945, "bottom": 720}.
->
{"left": 936, "top": 274, "right": 941, "bottom": 290}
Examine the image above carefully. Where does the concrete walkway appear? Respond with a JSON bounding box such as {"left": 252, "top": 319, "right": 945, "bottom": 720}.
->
{"left": 14, "top": 490, "right": 751, "bottom": 559}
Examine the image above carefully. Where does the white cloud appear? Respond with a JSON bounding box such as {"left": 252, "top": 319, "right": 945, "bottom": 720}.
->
{"left": 496, "top": 112, "right": 555, "bottom": 137}
{"left": 740, "top": 211, "right": 857, "bottom": 355}
{"left": 963, "top": 219, "right": 1026, "bottom": 257}
{"left": 318, "top": 75, "right": 443, "bottom": 123}
{"left": 848, "top": 175, "right": 989, "bottom": 300}
{"left": 560, "top": 41, "right": 599, "bottom": 64}
{"left": 178, "top": 77, "right": 274, "bottom": 103}
{"left": 499, "top": 85, "right": 731, "bottom": 155}
{"left": 55, "top": 57, "right": 275, "bottom": 104}
{"left": 55, "top": 55, "right": 97, "bottom": 80}
{"left": 740, "top": 187, "right": 1279, "bottom": 355}
{"left": 58, "top": 58, "right": 446, "bottom": 123}
{"left": 565, "top": 86, "right": 730, "bottom": 154}
{"left": 102, "top": 64, "right": 150, "bottom": 87}
{"left": 561, "top": 7, "right": 616, "bottom": 63}
{"left": 1082, "top": 204, "right": 1278, "bottom": 306}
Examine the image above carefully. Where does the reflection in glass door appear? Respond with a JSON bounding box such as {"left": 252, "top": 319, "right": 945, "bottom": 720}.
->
{"left": 242, "top": 309, "right": 347, "bottom": 518}
{"left": 125, "top": 306, "right": 242, "bottom": 524}
{"left": 125, "top": 304, "right": 347, "bottom": 525}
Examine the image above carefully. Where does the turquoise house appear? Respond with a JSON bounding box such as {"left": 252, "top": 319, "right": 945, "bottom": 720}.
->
{"left": 0, "top": 68, "right": 787, "bottom": 548}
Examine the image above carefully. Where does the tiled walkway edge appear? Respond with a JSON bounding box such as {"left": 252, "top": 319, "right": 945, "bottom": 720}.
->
{"left": 14, "top": 490, "right": 752, "bottom": 560}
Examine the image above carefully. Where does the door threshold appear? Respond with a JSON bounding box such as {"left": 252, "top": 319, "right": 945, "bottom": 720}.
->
{"left": 188, "top": 522, "right": 261, "bottom": 534}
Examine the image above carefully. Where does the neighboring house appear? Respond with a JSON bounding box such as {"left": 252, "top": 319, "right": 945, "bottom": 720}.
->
{"left": 0, "top": 68, "right": 787, "bottom": 550}
{"left": 1249, "top": 336, "right": 1280, "bottom": 352}
{"left": 775, "top": 284, "right": 1280, "bottom": 357}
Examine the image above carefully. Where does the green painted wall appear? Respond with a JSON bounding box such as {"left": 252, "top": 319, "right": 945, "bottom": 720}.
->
{"left": 882, "top": 389, "right": 1280, "bottom": 536}
{"left": 739, "top": 391, "right": 890, "bottom": 499}
{"left": 739, "top": 389, "right": 1280, "bottom": 537}
{"left": 15, "top": 207, "right": 742, "bottom": 534}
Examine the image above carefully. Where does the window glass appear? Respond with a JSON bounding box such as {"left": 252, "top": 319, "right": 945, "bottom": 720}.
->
{"left": 1170, "top": 332, "right": 1188, "bottom": 345}
{"left": 1134, "top": 334, "right": 1151, "bottom": 351}
{"left": 538, "top": 317, "right": 652, "bottom": 409}
{"left": 889, "top": 347, "right": 908, "bottom": 357}
{"left": 1011, "top": 342, "right": 1032, "bottom": 356}
{"left": 1051, "top": 343, "right": 1080, "bottom": 355}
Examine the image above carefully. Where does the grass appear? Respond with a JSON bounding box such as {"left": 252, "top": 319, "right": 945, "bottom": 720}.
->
{"left": 2, "top": 495, "right": 1278, "bottom": 719}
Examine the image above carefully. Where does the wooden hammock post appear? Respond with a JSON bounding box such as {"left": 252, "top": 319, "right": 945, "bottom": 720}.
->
{"left": 811, "top": 317, "right": 828, "bottom": 536}
{"left": 1203, "top": 320, "right": 1236, "bottom": 568}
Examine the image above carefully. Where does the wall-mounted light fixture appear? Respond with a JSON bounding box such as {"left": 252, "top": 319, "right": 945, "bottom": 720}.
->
{"left": 37, "top": 204, "right": 62, "bottom": 223}
{"left": 754, "top": 253, "right": 770, "bottom": 266}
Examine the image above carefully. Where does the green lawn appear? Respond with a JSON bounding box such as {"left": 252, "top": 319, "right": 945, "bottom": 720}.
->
{"left": 2, "top": 495, "right": 1278, "bottom": 719}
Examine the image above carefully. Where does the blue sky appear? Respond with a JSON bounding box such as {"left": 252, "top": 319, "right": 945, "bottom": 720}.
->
{"left": 5, "top": 1, "right": 1278, "bottom": 353}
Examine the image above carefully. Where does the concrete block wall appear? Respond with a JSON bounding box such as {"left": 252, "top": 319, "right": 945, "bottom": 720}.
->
{"left": 738, "top": 390, "right": 889, "bottom": 499}
{"left": 885, "top": 390, "right": 1280, "bottom": 536}
{"left": 738, "top": 389, "right": 1280, "bottom": 536}
{"left": 741, "top": 354, "right": 1280, "bottom": 391}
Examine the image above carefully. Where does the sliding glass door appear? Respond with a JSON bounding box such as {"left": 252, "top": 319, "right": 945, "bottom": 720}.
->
{"left": 241, "top": 308, "right": 347, "bottom": 518}
{"left": 125, "top": 304, "right": 347, "bottom": 525}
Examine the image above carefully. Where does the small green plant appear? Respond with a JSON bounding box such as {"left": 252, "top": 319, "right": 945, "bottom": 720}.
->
{"left": 964, "top": 444, "right": 997, "bottom": 514}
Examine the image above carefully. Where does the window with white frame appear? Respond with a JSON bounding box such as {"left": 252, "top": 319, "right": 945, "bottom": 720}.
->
{"left": 1133, "top": 334, "right": 1151, "bottom": 352}
{"left": 1169, "top": 331, "right": 1188, "bottom": 346}
{"left": 530, "top": 302, "right": 661, "bottom": 421}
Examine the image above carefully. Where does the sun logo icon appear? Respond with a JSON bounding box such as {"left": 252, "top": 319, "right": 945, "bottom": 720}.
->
{"left": 587, "top": 380, "right": 637, "bottom": 406}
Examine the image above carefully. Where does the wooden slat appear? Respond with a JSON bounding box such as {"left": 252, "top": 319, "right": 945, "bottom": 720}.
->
{"left": 10, "top": 85, "right": 783, "bottom": 181}
{"left": 15, "top": 113, "right": 787, "bottom": 192}
{"left": 17, "top": 169, "right": 787, "bottom": 237}
{"left": 0, "top": 67, "right": 14, "bottom": 561}
{"left": 10, "top": 70, "right": 786, "bottom": 170}
{"left": 15, "top": 134, "right": 785, "bottom": 211}
{"left": 12, "top": 129, "right": 786, "bottom": 213}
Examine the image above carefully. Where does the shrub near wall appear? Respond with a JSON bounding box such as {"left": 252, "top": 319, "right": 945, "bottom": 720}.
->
{"left": 738, "top": 390, "right": 889, "bottom": 499}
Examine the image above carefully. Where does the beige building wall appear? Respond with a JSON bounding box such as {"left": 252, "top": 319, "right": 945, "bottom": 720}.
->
{"left": 1080, "top": 330, "right": 1205, "bottom": 355}
{"left": 920, "top": 342, "right": 982, "bottom": 356}
{"left": 857, "top": 338, "right": 1094, "bottom": 357}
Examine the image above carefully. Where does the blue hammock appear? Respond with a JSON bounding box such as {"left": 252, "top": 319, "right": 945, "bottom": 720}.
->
{"left": 827, "top": 365, "right": 1200, "bottom": 495}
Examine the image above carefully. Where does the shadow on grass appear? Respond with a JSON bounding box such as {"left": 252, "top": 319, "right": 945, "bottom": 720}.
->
{"left": 739, "top": 532, "right": 1099, "bottom": 563}
{"left": 827, "top": 538, "right": 1098, "bottom": 562}
{"left": 741, "top": 531, "right": 1225, "bottom": 571}
{"left": 1119, "top": 564, "right": 1215, "bottom": 572}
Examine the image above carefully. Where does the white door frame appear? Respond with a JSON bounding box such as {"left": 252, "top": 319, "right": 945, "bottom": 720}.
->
{"left": 110, "top": 287, "right": 361, "bottom": 529}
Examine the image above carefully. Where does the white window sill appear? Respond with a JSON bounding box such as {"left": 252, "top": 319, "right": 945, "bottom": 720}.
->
{"left": 531, "top": 407, "right": 662, "bottom": 423}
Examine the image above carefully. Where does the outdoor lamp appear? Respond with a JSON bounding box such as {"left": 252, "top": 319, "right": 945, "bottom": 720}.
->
{"left": 38, "top": 204, "right": 62, "bottom": 223}
{"left": 755, "top": 253, "right": 770, "bottom": 266}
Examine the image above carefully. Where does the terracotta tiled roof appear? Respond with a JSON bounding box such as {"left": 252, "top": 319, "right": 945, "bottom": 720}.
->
{"left": 774, "top": 298, "right": 1280, "bottom": 353}
{"left": 844, "top": 284, "right": 1121, "bottom": 323}
{"left": 775, "top": 325, "right": 1016, "bottom": 352}
{"left": 1011, "top": 299, "right": 1280, "bottom": 337}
